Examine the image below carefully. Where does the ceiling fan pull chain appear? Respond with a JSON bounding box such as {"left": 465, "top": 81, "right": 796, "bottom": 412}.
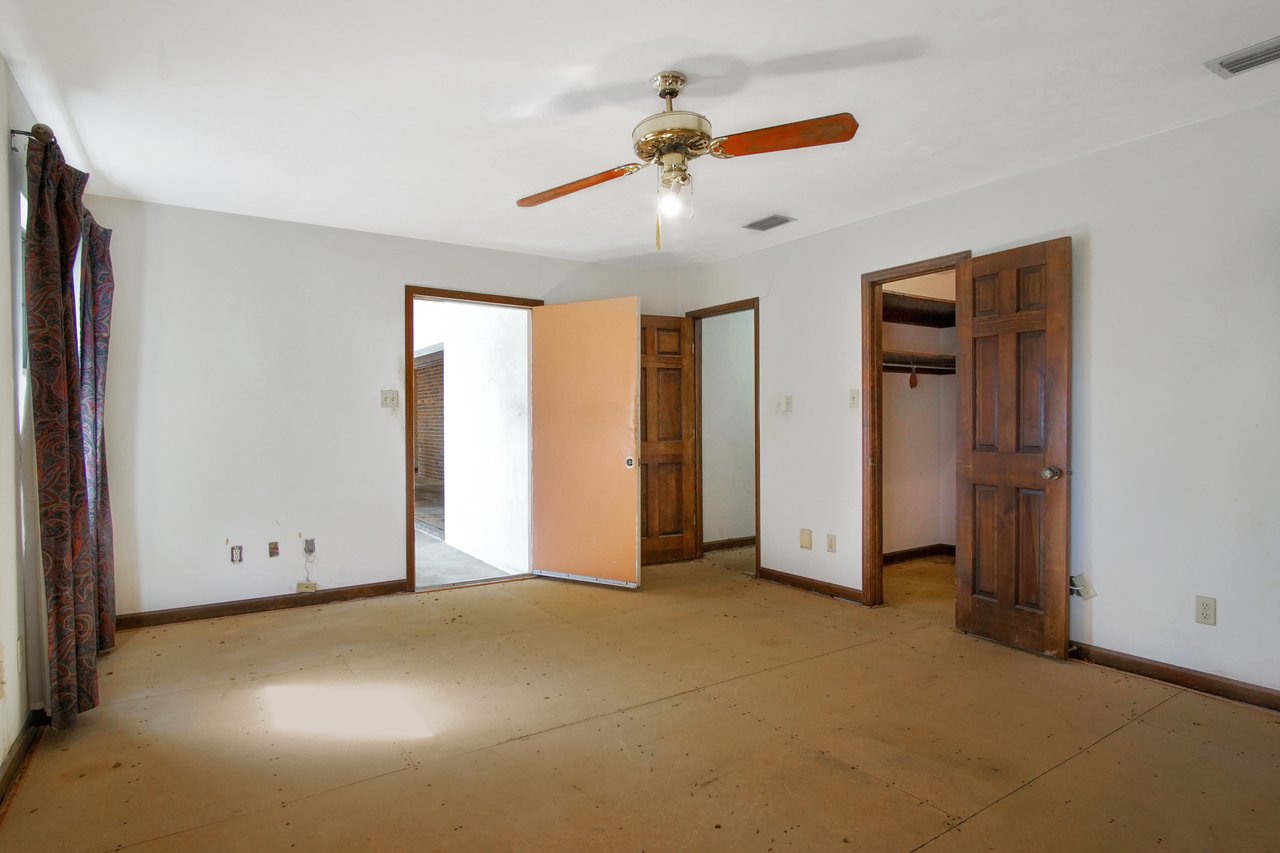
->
{"left": 655, "top": 212, "right": 662, "bottom": 251}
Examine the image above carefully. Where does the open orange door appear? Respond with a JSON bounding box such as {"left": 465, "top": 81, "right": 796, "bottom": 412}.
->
{"left": 531, "top": 297, "right": 641, "bottom": 587}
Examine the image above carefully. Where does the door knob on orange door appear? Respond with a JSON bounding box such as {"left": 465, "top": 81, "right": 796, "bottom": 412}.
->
{"left": 1040, "top": 466, "right": 1063, "bottom": 480}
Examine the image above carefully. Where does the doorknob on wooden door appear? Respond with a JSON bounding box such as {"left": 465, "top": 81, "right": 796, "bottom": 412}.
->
{"left": 1040, "top": 466, "right": 1063, "bottom": 480}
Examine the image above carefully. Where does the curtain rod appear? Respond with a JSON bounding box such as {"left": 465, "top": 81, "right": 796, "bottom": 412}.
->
{"left": 9, "top": 123, "right": 56, "bottom": 146}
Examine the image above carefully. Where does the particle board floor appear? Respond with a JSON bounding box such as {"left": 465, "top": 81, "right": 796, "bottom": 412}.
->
{"left": 2, "top": 550, "right": 1277, "bottom": 852}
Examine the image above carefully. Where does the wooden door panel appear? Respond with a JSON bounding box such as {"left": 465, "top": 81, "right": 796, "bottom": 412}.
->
{"left": 1018, "top": 331, "right": 1047, "bottom": 451}
{"left": 974, "top": 273, "right": 998, "bottom": 317}
{"left": 1018, "top": 265, "right": 1047, "bottom": 311}
{"left": 972, "top": 484, "right": 999, "bottom": 598}
{"left": 956, "top": 238, "right": 1071, "bottom": 657}
{"left": 1016, "top": 487, "right": 1045, "bottom": 610}
{"left": 656, "top": 368, "right": 685, "bottom": 441}
{"left": 640, "top": 315, "right": 697, "bottom": 564}
{"left": 974, "top": 336, "right": 1001, "bottom": 450}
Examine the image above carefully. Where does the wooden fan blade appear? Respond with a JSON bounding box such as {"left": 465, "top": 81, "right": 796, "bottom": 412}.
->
{"left": 516, "top": 164, "right": 644, "bottom": 208}
{"left": 714, "top": 113, "right": 858, "bottom": 158}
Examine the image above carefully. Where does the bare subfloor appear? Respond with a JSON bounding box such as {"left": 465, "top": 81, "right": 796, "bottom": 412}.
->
{"left": 2, "top": 549, "right": 1277, "bottom": 851}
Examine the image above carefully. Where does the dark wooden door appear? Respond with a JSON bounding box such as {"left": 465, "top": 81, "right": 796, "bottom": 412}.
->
{"left": 955, "top": 238, "right": 1072, "bottom": 657}
{"left": 640, "top": 315, "right": 697, "bottom": 564}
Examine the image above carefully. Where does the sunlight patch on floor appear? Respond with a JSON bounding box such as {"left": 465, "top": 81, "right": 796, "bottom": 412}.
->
{"left": 264, "top": 685, "right": 433, "bottom": 739}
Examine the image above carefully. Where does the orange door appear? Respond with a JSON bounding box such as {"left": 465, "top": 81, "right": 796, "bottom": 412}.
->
{"left": 531, "top": 297, "right": 641, "bottom": 587}
{"left": 955, "top": 238, "right": 1072, "bottom": 657}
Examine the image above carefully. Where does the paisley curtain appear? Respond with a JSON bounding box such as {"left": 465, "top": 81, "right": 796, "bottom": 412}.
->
{"left": 79, "top": 212, "right": 116, "bottom": 653}
{"left": 24, "top": 135, "right": 115, "bottom": 728}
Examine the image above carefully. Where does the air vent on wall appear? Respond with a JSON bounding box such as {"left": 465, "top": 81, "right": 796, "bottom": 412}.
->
{"left": 743, "top": 214, "right": 795, "bottom": 232}
{"left": 1205, "top": 35, "right": 1280, "bottom": 78}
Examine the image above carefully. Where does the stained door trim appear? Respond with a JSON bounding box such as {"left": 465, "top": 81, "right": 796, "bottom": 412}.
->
{"left": 860, "top": 253, "right": 971, "bottom": 606}
{"left": 403, "top": 285, "right": 544, "bottom": 591}
{"left": 686, "top": 298, "right": 761, "bottom": 577}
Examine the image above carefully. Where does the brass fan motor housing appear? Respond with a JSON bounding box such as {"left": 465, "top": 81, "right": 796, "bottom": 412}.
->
{"left": 631, "top": 110, "right": 714, "bottom": 163}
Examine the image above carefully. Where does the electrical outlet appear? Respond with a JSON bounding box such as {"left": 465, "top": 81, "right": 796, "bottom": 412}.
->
{"left": 848, "top": 390, "right": 859, "bottom": 408}
{"left": 230, "top": 545, "right": 243, "bottom": 563}
{"left": 799, "top": 528, "right": 813, "bottom": 550}
{"left": 268, "top": 541, "right": 279, "bottom": 558}
{"left": 1070, "top": 574, "right": 1097, "bottom": 599}
{"left": 296, "top": 581, "right": 318, "bottom": 594}
{"left": 826, "top": 534, "right": 837, "bottom": 553}
{"left": 380, "top": 389, "right": 399, "bottom": 409}
{"left": 783, "top": 394, "right": 793, "bottom": 413}
{"left": 304, "top": 538, "right": 316, "bottom": 555}
{"left": 1195, "top": 595, "right": 1217, "bottom": 626}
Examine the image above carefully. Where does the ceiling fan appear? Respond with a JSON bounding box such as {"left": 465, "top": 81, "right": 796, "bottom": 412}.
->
{"left": 516, "top": 71, "right": 858, "bottom": 237}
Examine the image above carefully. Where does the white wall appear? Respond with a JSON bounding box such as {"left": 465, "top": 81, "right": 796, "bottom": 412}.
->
{"left": 413, "top": 299, "right": 529, "bottom": 574}
{"left": 88, "top": 195, "right": 673, "bottom": 613}
{"left": 682, "top": 100, "right": 1280, "bottom": 690}
{"left": 881, "top": 322, "right": 956, "bottom": 552}
{"left": 700, "top": 310, "right": 755, "bottom": 543}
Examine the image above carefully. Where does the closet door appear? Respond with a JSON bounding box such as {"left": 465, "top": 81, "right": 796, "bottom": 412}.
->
{"left": 955, "top": 238, "right": 1071, "bottom": 657}
{"left": 639, "top": 315, "right": 697, "bottom": 565}
{"left": 531, "top": 297, "right": 641, "bottom": 587}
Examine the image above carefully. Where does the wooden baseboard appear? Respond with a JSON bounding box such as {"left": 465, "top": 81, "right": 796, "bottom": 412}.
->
{"left": 758, "top": 565, "right": 863, "bottom": 604}
{"left": 702, "top": 536, "right": 757, "bottom": 552}
{"left": 1071, "top": 642, "right": 1280, "bottom": 712}
{"left": 883, "top": 543, "right": 956, "bottom": 565}
{"left": 1, "top": 711, "right": 47, "bottom": 813}
{"left": 117, "top": 580, "right": 407, "bottom": 630}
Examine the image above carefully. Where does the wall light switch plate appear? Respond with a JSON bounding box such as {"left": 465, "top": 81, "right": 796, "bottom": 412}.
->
{"left": 380, "top": 389, "right": 400, "bottom": 409}
{"left": 296, "top": 582, "right": 318, "bottom": 594}
{"left": 849, "top": 390, "right": 859, "bottom": 408}
{"left": 1195, "top": 595, "right": 1217, "bottom": 626}
{"left": 800, "top": 528, "right": 813, "bottom": 550}
{"left": 826, "top": 534, "right": 837, "bottom": 553}
{"left": 268, "top": 541, "right": 279, "bottom": 558}
{"left": 783, "top": 394, "right": 793, "bottom": 413}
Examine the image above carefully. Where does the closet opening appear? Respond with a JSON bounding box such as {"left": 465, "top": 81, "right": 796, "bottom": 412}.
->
{"left": 687, "top": 299, "right": 761, "bottom": 577}
{"left": 861, "top": 253, "right": 969, "bottom": 611}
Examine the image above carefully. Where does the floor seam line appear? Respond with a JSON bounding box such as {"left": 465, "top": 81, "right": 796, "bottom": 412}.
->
{"left": 108, "top": 765, "right": 419, "bottom": 853}
{"left": 401, "top": 628, "right": 933, "bottom": 769}
{"left": 908, "top": 690, "right": 1185, "bottom": 851}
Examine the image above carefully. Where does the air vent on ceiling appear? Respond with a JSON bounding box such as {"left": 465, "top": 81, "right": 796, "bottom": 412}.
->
{"left": 743, "top": 214, "right": 795, "bottom": 232}
{"left": 1205, "top": 35, "right": 1280, "bottom": 78}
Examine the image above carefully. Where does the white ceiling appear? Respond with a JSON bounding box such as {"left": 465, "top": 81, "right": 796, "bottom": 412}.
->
{"left": 3, "top": 1, "right": 1278, "bottom": 269}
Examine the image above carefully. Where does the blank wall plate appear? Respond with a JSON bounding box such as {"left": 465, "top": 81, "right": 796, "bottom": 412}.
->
{"left": 1195, "top": 595, "right": 1217, "bottom": 626}
{"left": 800, "top": 528, "right": 813, "bottom": 550}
